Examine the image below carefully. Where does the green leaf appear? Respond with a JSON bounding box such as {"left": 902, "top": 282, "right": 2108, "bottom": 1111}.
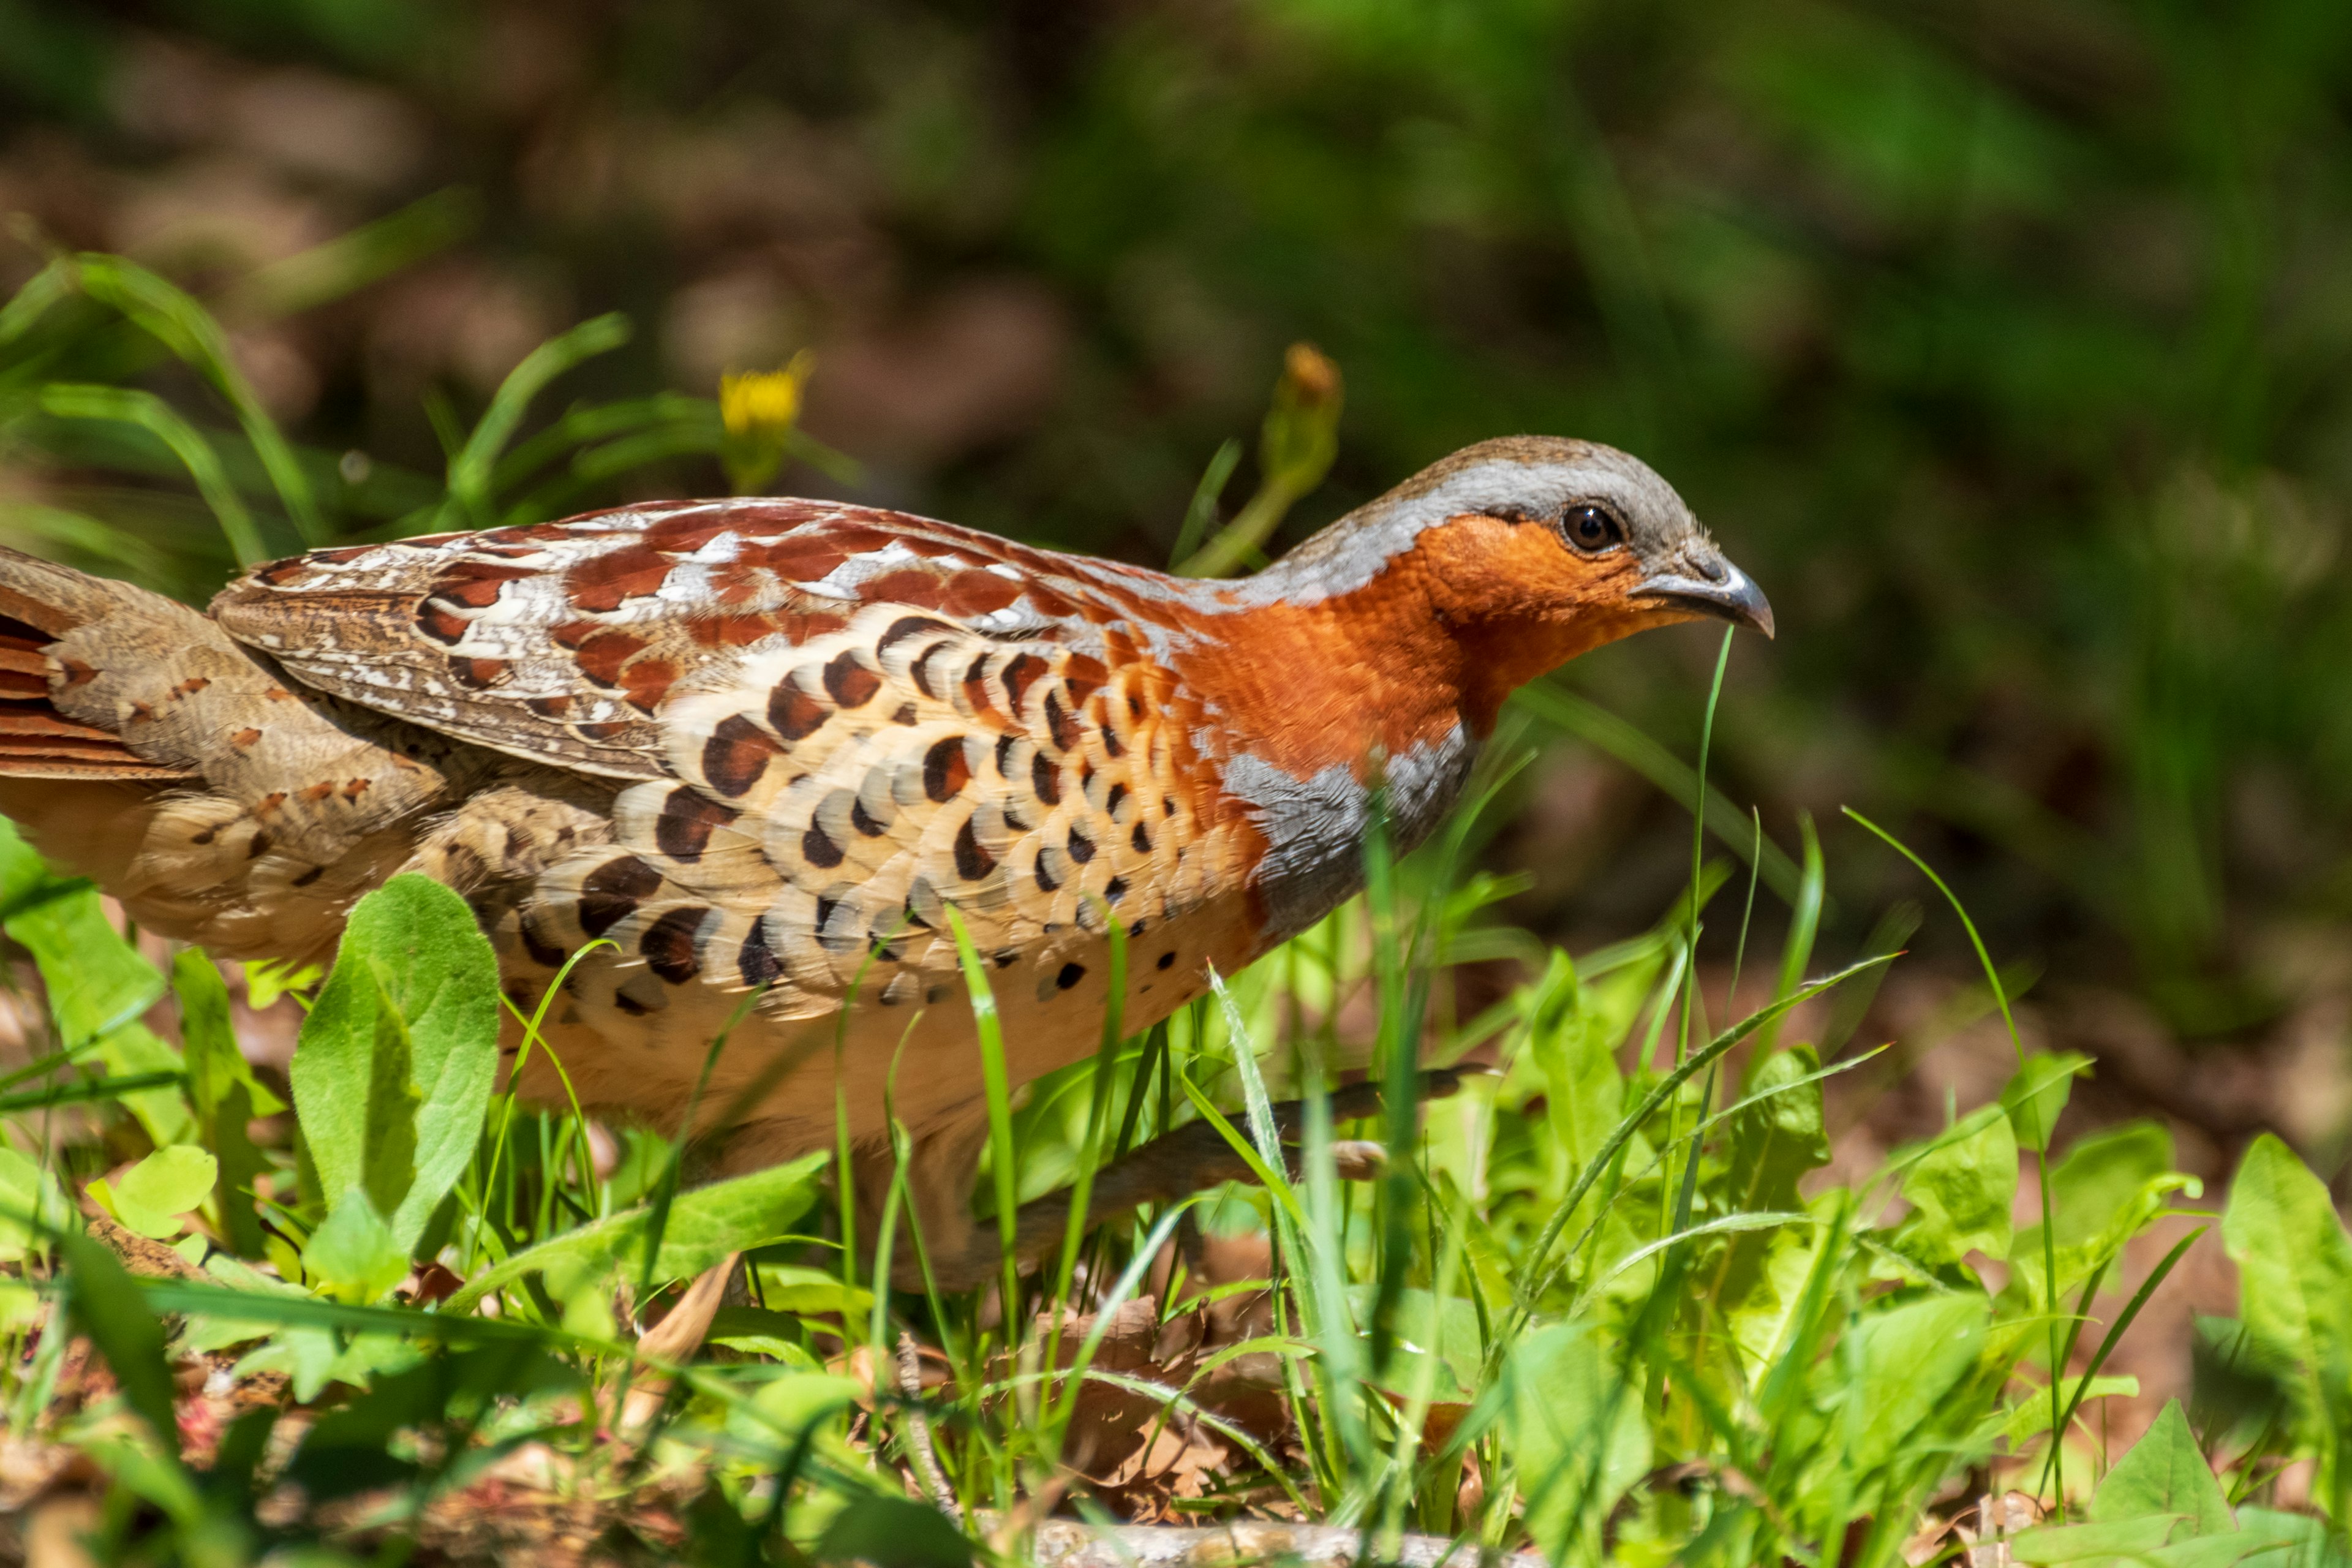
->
{"left": 302, "top": 1191, "right": 412, "bottom": 1303}
{"left": 2236, "top": 1509, "right": 2352, "bottom": 1568}
{"left": 93, "top": 1023, "right": 194, "bottom": 1148}
{"left": 1504, "top": 1321, "right": 1650, "bottom": 1561}
{"left": 2222, "top": 1135, "right": 2352, "bottom": 1482}
{"left": 99, "top": 1145, "right": 217, "bottom": 1238}
{"left": 0, "top": 1145, "right": 70, "bottom": 1261}
{"left": 442, "top": 1152, "right": 826, "bottom": 1313}
{"left": 0, "top": 819, "right": 163, "bottom": 1049}
{"left": 2052, "top": 1123, "right": 2176, "bottom": 1245}
{"left": 173, "top": 949, "right": 274, "bottom": 1256}
{"left": 2092, "top": 1399, "right": 2233, "bottom": 1536}
{"left": 2000, "top": 1050, "right": 2091, "bottom": 1153}
{"left": 815, "top": 1495, "right": 973, "bottom": 1568}
{"left": 59, "top": 1228, "right": 183, "bottom": 1460}
{"left": 1844, "top": 1293, "right": 1989, "bottom": 1472}
{"left": 1890, "top": 1104, "right": 2018, "bottom": 1267}
{"left": 1347, "top": 1285, "right": 1485, "bottom": 1402}
{"left": 2009, "top": 1516, "right": 2188, "bottom": 1563}
{"left": 290, "top": 875, "right": 500, "bottom": 1251}
{"left": 1996, "top": 1376, "right": 2139, "bottom": 1447}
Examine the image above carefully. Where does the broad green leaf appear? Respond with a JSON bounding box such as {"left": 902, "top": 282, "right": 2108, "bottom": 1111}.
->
{"left": 1844, "top": 1293, "right": 1989, "bottom": 1472}
{"left": 303, "top": 1191, "right": 412, "bottom": 1303}
{"left": 2092, "top": 1398, "right": 2233, "bottom": 1536}
{"left": 0, "top": 820, "right": 163, "bottom": 1049}
{"left": 443, "top": 1152, "right": 827, "bottom": 1313}
{"left": 94, "top": 1023, "right": 194, "bottom": 1148}
{"left": 0, "top": 1145, "right": 70, "bottom": 1260}
{"left": 1995, "top": 1375, "right": 2139, "bottom": 1447}
{"left": 2009, "top": 1516, "right": 2189, "bottom": 1563}
{"left": 1505, "top": 1321, "right": 1650, "bottom": 1562}
{"left": 815, "top": 1494, "right": 973, "bottom": 1568}
{"left": 754, "top": 1368, "right": 865, "bottom": 1433}
{"left": 2222, "top": 1135, "right": 2352, "bottom": 1482}
{"left": 2237, "top": 1509, "right": 2352, "bottom": 1567}
{"left": 2000, "top": 1050, "right": 2091, "bottom": 1153}
{"left": 1720, "top": 1046, "right": 1833, "bottom": 1320}
{"left": 173, "top": 950, "right": 274, "bottom": 1256}
{"left": 1890, "top": 1104, "right": 2017, "bottom": 1267}
{"left": 1347, "top": 1285, "right": 1484, "bottom": 1401}
{"left": 750, "top": 1266, "right": 874, "bottom": 1321}
{"left": 60, "top": 1229, "right": 183, "bottom": 1458}
{"left": 291, "top": 875, "right": 500, "bottom": 1251}
{"left": 2052, "top": 1122, "right": 2176, "bottom": 1245}
{"left": 99, "top": 1144, "right": 217, "bottom": 1238}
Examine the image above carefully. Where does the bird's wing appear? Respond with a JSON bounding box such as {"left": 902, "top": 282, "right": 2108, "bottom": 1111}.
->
{"left": 209, "top": 499, "right": 1131, "bottom": 780}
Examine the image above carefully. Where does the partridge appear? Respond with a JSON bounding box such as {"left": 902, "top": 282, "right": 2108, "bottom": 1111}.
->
{"left": 0, "top": 436, "right": 1768, "bottom": 1285}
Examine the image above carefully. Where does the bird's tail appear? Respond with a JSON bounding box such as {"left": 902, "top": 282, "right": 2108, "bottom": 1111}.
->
{"left": 0, "top": 546, "right": 200, "bottom": 781}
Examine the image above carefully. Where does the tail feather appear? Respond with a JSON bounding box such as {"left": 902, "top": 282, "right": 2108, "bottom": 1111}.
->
{"left": 0, "top": 551, "right": 199, "bottom": 781}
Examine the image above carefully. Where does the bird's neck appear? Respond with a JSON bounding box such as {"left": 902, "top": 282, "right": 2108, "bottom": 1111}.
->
{"left": 1180, "top": 515, "right": 1630, "bottom": 774}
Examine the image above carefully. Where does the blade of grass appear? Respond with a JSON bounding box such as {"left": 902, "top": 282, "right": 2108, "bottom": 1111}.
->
{"left": 445, "top": 312, "right": 631, "bottom": 526}
{"left": 74, "top": 255, "right": 324, "bottom": 543}
{"left": 36, "top": 385, "right": 266, "bottom": 562}
{"left": 1844, "top": 806, "right": 2067, "bottom": 1513}
{"left": 1515, "top": 681, "right": 1802, "bottom": 902}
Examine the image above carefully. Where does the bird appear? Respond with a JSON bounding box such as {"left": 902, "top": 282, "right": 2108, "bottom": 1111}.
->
{"left": 0, "top": 435, "right": 1768, "bottom": 1287}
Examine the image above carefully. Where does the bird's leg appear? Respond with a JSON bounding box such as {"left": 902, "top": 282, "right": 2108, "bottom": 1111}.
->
{"left": 851, "top": 1070, "right": 1464, "bottom": 1294}
{"left": 1001, "top": 1067, "right": 1466, "bottom": 1282}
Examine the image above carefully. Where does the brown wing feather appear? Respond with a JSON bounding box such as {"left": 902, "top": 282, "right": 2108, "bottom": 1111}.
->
{"left": 208, "top": 499, "right": 1163, "bottom": 782}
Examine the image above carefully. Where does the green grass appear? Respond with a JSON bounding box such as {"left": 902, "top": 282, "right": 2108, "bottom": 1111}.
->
{"left": 0, "top": 252, "right": 2347, "bottom": 1567}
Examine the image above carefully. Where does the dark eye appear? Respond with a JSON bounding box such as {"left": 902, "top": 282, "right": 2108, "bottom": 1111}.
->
{"left": 1562, "top": 503, "right": 1624, "bottom": 553}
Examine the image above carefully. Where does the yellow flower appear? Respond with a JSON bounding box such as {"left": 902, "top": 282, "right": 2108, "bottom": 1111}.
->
{"left": 719, "top": 350, "right": 815, "bottom": 494}
{"left": 720, "top": 350, "right": 814, "bottom": 439}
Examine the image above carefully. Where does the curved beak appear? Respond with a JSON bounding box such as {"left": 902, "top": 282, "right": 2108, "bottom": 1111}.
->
{"left": 1631, "top": 558, "right": 1774, "bottom": 639}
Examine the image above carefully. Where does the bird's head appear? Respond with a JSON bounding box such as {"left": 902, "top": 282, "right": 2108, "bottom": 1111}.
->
{"left": 1254, "top": 436, "right": 1769, "bottom": 719}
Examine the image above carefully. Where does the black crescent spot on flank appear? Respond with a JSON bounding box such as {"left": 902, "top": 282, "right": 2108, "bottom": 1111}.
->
{"left": 1066, "top": 825, "right": 1095, "bottom": 864}
{"left": 578, "top": 855, "right": 662, "bottom": 937}
{"left": 641, "top": 906, "right": 709, "bottom": 984}
{"left": 802, "top": 821, "right": 845, "bottom": 869}
{"left": 770, "top": 682, "right": 829, "bottom": 742}
{"left": 823, "top": 651, "right": 881, "bottom": 708}
{"left": 954, "top": 818, "right": 995, "bottom": 881}
{"left": 879, "top": 614, "right": 956, "bottom": 652}
{"left": 740, "top": 921, "right": 783, "bottom": 987}
{"left": 924, "top": 735, "right": 971, "bottom": 803}
{"left": 655, "top": 790, "right": 739, "bottom": 861}
{"left": 703, "top": 714, "right": 783, "bottom": 797}
{"left": 1057, "top": 962, "right": 1085, "bottom": 991}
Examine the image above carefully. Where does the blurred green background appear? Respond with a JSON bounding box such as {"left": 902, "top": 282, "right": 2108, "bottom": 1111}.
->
{"left": 6, "top": 0, "right": 2352, "bottom": 1144}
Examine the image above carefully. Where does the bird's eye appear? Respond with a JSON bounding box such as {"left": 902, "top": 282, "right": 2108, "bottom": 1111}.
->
{"left": 1562, "top": 503, "right": 1624, "bottom": 553}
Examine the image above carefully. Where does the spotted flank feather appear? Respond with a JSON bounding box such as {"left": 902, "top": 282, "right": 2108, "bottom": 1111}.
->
{"left": 508, "top": 601, "right": 1246, "bottom": 1027}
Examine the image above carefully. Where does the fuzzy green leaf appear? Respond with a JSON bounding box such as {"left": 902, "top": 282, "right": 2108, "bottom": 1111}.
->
{"left": 1505, "top": 1321, "right": 1650, "bottom": 1561}
{"left": 1891, "top": 1104, "right": 2018, "bottom": 1267}
{"left": 2092, "top": 1398, "right": 2233, "bottom": 1536}
{"left": 2222, "top": 1134, "right": 2352, "bottom": 1482}
{"left": 443, "top": 1152, "right": 826, "bottom": 1313}
{"left": 290, "top": 875, "right": 499, "bottom": 1251}
{"left": 2000, "top": 1050, "right": 2091, "bottom": 1153}
{"left": 0, "top": 1145, "right": 70, "bottom": 1261}
{"left": 101, "top": 1144, "right": 217, "bottom": 1238}
{"left": 303, "top": 1191, "right": 413, "bottom": 1303}
{"left": 1845, "top": 1293, "right": 1989, "bottom": 1472}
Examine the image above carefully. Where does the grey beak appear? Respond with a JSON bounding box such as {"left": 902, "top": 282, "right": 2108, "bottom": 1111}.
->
{"left": 1632, "top": 559, "right": 1775, "bottom": 639}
